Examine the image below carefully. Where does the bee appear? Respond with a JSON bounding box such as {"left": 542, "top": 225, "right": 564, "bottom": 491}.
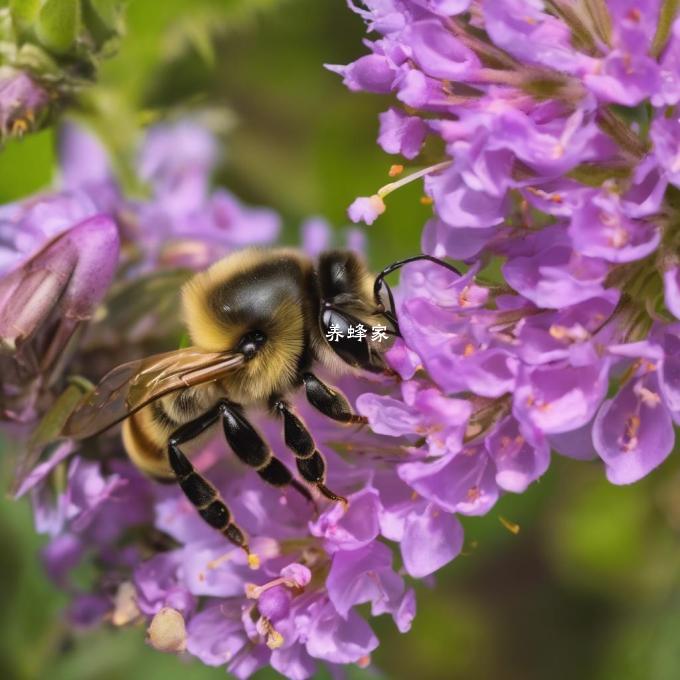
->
{"left": 63, "top": 248, "right": 459, "bottom": 556}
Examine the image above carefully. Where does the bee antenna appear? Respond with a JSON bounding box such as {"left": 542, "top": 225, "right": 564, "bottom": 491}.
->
{"left": 373, "top": 255, "right": 462, "bottom": 336}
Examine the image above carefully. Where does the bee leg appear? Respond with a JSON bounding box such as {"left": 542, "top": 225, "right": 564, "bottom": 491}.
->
{"left": 168, "top": 408, "right": 250, "bottom": 555}
{"left": 273, "top": 399, "right": 347, "bottom": 506}
{"left": 301, "top": 372, "right": 368, "bottom": 425}
{"left": 217, "top": 401, "right": 313, "bottom": 505}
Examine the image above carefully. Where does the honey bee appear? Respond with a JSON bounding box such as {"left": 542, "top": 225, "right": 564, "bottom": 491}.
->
{"left": 63, "top": 248, "right": 458, "bottom": 555}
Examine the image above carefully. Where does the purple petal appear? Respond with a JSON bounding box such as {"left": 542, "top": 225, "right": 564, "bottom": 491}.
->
{"left": 427, "top": 164, "right": 509, "bottom": 230}
{"left": 59, "top": 123, "right": 113, "bottom": 194}
{"left": 394, "top": 588, "right": 416, "bottom": 633}
{"left": 399, "top": 446, "right": 499, "bottom": 516}
{"left": 549, "top": 421, "right": 598, "bottom": 461}
{"left": 326, "top": 55, "right": 396, "bottom": 93}
{"left": 486, "top": 417, "right": 550, "bottom": 493}
{"left": 309, "top": 488, "right": 381, "bottom": 552}
{"left": 594, "top": 374, "right": 675, "bottom": 484}
{"left": 134, "top": 551, "right": 195, "bottom": 617}
{"left": 422, "top": 217, "right": 495, "bottom": 260}
{"left": 378, "top": 108, "right": 427, "bottom": 159}
{"left": 305, "top": 601, "right": 378, "bottom": 664}
{"left": 513, "top": 360, "right": 610, "bottom": 434}
{"left": 408, "top": 19, "right": 480, "bottom": 80}
{"left": 271, "top": 643, "right": 316, "bottom": 680}
{"left": 400, "top": 503, "right": 463, "bottom": 577}
{"left": 385, "top": 338, "right": 422, "bottom": 379}
{"left": 186, "top": 604, "right": 248, "bottom": 667}
{"left": 664, "top": 266, "right": 680, "bottom": 319}
{"left": 356, "top": 392, "right": 423, "bottom": 437}
{"left": 569, "top": 192, "right": 660, "bottom": 263}
{"left": 327, "top": 541, "right": 400, "bottom": 617}
{"left": 347, "top": 195, "right": 385, "bottom": 225}
{"left": 585, "top": 51, "right": 660, "bottom": 105}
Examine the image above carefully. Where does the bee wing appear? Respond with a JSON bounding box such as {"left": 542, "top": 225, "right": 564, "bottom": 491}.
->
{"left": 62, "top": 347, "right": 245, "bottom": 439}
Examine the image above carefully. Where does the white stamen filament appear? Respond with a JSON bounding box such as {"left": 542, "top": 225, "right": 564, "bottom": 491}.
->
{"left": 376, "top": 161, "right": 452, "bottom": 200}
{"left": 245, "top": 574, "right": 305, "bottom": 600}
{"left": 633, "top": 382, "right": 661, "bottom": 407}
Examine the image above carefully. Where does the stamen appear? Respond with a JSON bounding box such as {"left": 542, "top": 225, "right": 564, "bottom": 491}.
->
{"left": 266, "top": 627, "right": 284, "bottom": 650}
{"left": 549, "top": 323, "right": 590, "bottom": 342}
{"left": 466, "top": 485, "right": 481, "bottom": 501}
{"left": 244, "top": 570, "right": 310, "bottom": 600}
{"left": 257, "top": 617, "right": 285, "bottom": 649}
{"left": 245, "top": 583, "right": 263, "bottom": 599}
{"left": 633, "top": 382, "right": 661, "bottom": 407}
{"left": 207, "top": 550, "right": 238, "bottom": 570}
{"left": 388, "top": 164, "right": 404, "bottom": 177}
{"left": 619, "top": 414, "right": 641, "bottom": 452}
{"left": 376, "top": 161, "right": 452, "bottom": 200}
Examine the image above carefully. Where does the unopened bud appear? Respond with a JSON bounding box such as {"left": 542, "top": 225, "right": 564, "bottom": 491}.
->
{"left": 147, "top": 607, "right": 187, "bottom": 653}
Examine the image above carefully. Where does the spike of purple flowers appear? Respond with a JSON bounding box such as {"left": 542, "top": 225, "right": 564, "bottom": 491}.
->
{"left": 6, "top": 2, "right": 680, "bottom": 678}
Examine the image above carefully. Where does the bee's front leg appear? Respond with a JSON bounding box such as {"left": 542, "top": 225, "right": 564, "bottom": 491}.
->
{"left": 272, "top": 398, "right": 347, "bottom": 505}
{"left": 301, "top": 372, "right": 368, "bottom": 425}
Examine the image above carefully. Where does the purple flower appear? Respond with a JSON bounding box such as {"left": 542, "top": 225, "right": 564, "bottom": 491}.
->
{"left": 326, "top": 55, "right": 397, "bottom": 93}
{"left": 13, "top": 1, "right": 680, "bottom": 672}
{"left": 0, "top": 210, "right": 119, "bottom": 424}
{"left": 568, "top": 190, "right": 660, "bottom": 263}
{"left": 0, "top": 70, "right": 49, "bottom": 140}
{"left": 131, "top": 122, "right": 280, "bottom": 269}
{"left": 594, "top": 370, "right": 674, "bottom": 484}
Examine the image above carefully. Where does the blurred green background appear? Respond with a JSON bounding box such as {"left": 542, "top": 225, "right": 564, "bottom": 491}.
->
{"left": 2, "top": 1, "right": 680, "bottom": 679}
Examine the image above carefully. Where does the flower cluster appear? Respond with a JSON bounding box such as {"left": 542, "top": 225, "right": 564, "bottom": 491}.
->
{"left": 7, "top": 2, "right": 680, "bottom": 678}
{"left": 0, "top": 119, "right": 279, "bottom": 428}
{"left": 6, "top": 121, "right": 426, "bottom": 678}
{"left": 28, "top": 399, "right": 421, "bottom": 678}
{"left": 335, "top": 0, "right": 680, "bottom": 488}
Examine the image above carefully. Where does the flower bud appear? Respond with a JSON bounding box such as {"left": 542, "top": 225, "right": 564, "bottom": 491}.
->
{"left": 0, "top": 69, "right": 49, "bottom": 141}
{"left": 147, "top": 607, "right": 187, "bottom": 653}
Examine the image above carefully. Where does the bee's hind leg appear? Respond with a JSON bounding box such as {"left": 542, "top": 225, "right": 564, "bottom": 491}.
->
{"left": 217, "top": 401, "right": 314, "bottom": 506}
{"left": 167, "top": 406, "right": 250, "bottom": 554}
{"left": 272, "top": 398, "right": 348, "bottom": 506}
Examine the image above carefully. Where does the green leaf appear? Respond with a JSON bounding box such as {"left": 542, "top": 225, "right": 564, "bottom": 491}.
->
{"left": 652, "top": 0, "right": 680, "bottom": 57}
{"left": 28, "top": 380, "right": 92, "bottom": 450}
{"left": 10, "top": 380, "right": 91, "bottom": 495}
{"left": 88, "top": 0, "right": 121, "bottom": 30}
{"left": 36, "top": 0, "right": 80, "bottom": 54}
{"left": 10, "top": 0, "right": 41, "bottom": 30}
